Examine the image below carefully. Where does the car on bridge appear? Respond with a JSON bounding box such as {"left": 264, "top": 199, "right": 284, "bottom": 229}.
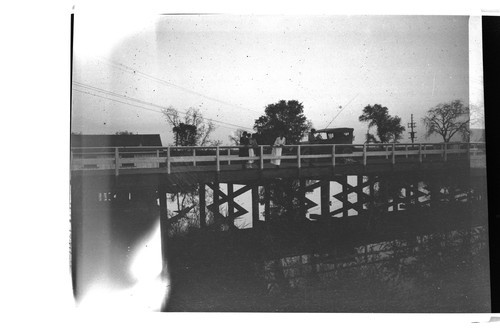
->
{"left": 300, "top": 127, "right": 355, "bottom": 155}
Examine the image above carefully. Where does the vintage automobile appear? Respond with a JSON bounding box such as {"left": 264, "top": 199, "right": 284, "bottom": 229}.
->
{"left": 300, "top": 127, "right": 355, "bottom": 155}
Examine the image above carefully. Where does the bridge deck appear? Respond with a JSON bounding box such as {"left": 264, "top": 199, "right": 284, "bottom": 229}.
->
{"left": 70, "top": 142, "right": 485, "bottom": 190}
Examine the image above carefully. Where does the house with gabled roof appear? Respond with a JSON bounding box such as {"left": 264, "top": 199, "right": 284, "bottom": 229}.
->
{"left": 71, "top": 134, "right": 163, "bottom": 170}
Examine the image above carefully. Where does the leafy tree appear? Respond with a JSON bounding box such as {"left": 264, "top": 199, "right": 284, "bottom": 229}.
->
{"left": 162, "top": 107, "right": 216, "bottom": 146}
{"left": 254, "top": 100, "right": 311, "bottom": 145}
{"left": 383, "top": 116, "right": 406, "bottom": 143}
{"left": 423, "top": 100, "right": 470, "bottom": 143}
{"left": 173, "top": 123, "right": 197, "bottom": 146}
{"left": 365, "top": 132, "right": 379, "bottom": 143}
{"left": 359, "top": 104, "right": 405, "bottom": 143}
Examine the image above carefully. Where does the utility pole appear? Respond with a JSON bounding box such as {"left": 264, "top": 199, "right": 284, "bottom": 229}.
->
{"left": 408, "top": 114, "right": 417, "bottom": 144}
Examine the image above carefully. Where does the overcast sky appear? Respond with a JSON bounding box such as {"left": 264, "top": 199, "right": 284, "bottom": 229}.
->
{"left": 72, "top": 14, "right": 482, "bottom": 145}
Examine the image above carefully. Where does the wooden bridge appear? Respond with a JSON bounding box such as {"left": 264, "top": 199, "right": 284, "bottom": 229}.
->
{"left": 71, "top": 141, "right": 486, "bottom": 224}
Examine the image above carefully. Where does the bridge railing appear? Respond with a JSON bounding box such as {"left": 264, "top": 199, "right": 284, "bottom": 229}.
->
{"left": 70, "top": 142, "right": 486, "bottom": 175}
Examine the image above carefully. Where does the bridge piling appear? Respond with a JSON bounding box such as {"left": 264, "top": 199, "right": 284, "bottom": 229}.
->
{"left": 342, "top": 176, "right": 349, "bottom": 217}
{"left": 429, "top": 176, "right": 440, "bottom": 206}
{"left": 357, "top": 175, "right": 365, "bottom": 214}
{"left": 213, "top": 181, "right": 221, "bottom": 225}
{"left": 199, "top": 183, "right": 206, "bottom": 228}
{"left": 227, "top": 183, "right": 235, "bottom": 217}
{"left": 299, "top": 178, "right": 306, "bottom": 221}
{"left": 321, "top": 180, "right": 330, "bottom": 218}
{"left": 369, "top": 177, "right": 376, "bottom": 207}
{"left": 252, "top": 184, "right": 259, "bottom": 227}
{"left": 265, "top": 184, "right": 271, "bottom": 222}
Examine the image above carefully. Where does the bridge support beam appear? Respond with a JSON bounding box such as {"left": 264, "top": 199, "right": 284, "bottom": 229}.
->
{"left": 369, "top": 177, "right": 376, "bottom": 206}
{"left": 342, "top": 177, "right": 349, "bottom": 217}
{"left": 381, "top": 176, "right": 390, "bottom": 211}
{"left": 227, "top": 183, "right": 235, "bottom": 217}
{"left": 299, "top": 178, "right": 306, "bottom": 221}
{"left": 252, "top": 184, "right": 259, "bottom": 226}
{"left": 199, "top": 183, "right": 206, "bottom": 228}
{"left": 429, "top": 176, "right": 440, "bottom": 207}
{"left": 357, "top": 175, "right": 365, "bottom": 215}
{"left": 321, "top": 180, "right": 330, "bottom": 219}
{"left": 213, "top": 181, "right": 220, "bottom": 225}
{"left": 265, "top": 184, "right": 271, "bottom": 222}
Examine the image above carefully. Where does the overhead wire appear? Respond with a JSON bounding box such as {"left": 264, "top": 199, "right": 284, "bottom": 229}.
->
{"left": 73, "top": 86, "right": 253, "bottom": 131}
{"left": 96, "top": 56, "right": 263, "bottom": 117}
{"left": 73, "top": 80, "right": 254, "bottom": 130}
{"left": 324, "top": 93, "right": 360, "bottom": 129}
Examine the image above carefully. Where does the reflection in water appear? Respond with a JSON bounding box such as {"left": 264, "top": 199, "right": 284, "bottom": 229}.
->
{"left": 260, "top": 226, "right": 487, "bottom": 296}
{"left": 168, "top": 225, "right": 488, "bottom": 312}
{"left": 73, "top": 174, "right": 489, "bottom": 312}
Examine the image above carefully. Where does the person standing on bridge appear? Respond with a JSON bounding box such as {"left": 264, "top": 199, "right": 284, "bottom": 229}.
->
{"left": 247, "top": 133, "right": 258, "bottom": 168}
{"left": 271, "top": 130, "right": 286, "bottom": 167}
{"left": 308, "top": 128, "right": 317, "bottom": 143}
{"left": 239, "top": 131, "right": 249, "bottom": 169}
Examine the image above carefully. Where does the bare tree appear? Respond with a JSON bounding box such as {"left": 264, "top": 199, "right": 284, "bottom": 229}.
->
{"left": 162, "top": 106, "right": 216, "bottom": 146}
{"left": 229, "top": 129, "right": 246, "bottom": 145}
{"left": 423, "top": 100, "right": 470, "bottom": 143}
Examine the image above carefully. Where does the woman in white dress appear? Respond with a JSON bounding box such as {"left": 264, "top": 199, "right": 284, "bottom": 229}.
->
{"left": 271, "top": 131, "right": 286, "bottom": 167}
{"left": 247, "top": 133, "right": 258, "bottom": 168}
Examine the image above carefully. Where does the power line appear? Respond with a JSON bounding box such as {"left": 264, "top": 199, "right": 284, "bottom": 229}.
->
{"left": 73, "top": 87, "right": 253, "bottom": 131}
{"left": 73, "top": 88, "right": 250, "bottom": 131}
{"left": 324, "top": 93, "right": 359, "bottom": 129}
{"left": 73, "top": 81, "right": 253, "bottom": 130}
{"left": 74, "top": 81, "right": 163, "bottom": 109}
{"left": 73, "top": 80, "right": 254, "bottom": 131}
{"left": 97, "top": 57, "right": 263, "bottom": 117}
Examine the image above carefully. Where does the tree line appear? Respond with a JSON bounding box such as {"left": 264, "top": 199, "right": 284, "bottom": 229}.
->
{"left": 72, "top": 98, "right": 472, "bottom": 146}
{"left": 158, "top": 98, "right": 470, "bottom": 147}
